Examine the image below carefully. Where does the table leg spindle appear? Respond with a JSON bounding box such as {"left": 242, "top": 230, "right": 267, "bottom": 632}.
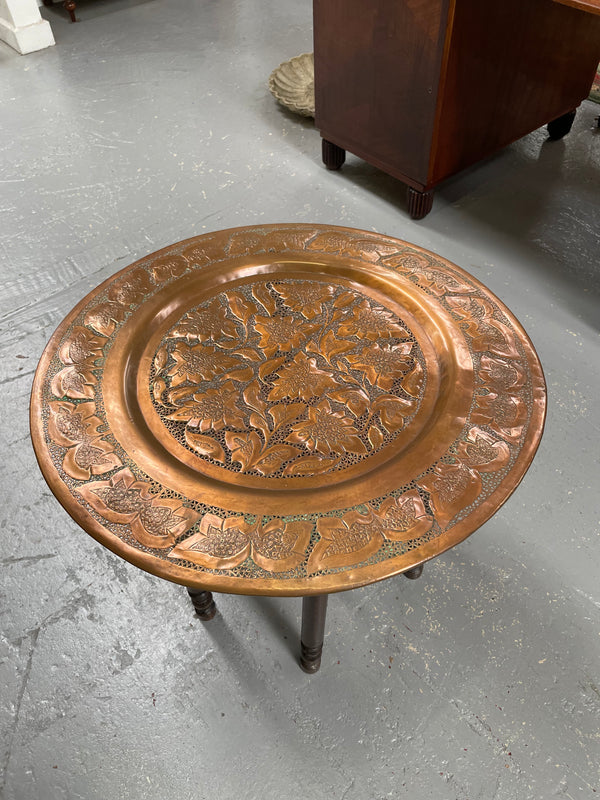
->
{"left": 404, "top": 564, "right": 424, "bottom": 580}
{"left": 300, "top": 594, "right": 329, "bottom": 674}
{"left": 64, "top": 0, "right": 77, "bottom": 21}
{"left": 187, "top": 588, "right": 217, "bottom": 620}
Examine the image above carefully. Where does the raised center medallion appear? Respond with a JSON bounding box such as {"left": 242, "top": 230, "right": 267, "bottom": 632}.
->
{"left": 150, "top": 278, "right": 427, "bottom": 480}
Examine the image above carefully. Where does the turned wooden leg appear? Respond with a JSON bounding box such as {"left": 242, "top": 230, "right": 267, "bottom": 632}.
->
{"left": 187, "top": 588, "right": 217, "bottom": 620}
{"left": 64, "top": 0, "right": 77, "bottom": 22}
{"left": 547, "top": 110, "right": 576, "bottom": 140}
{"left": 300, "top": 594, "right": 328, "bottom": 674}
{"left": 404, "top": 564, "right": 424, "bottom": 580}
{"left": 407, "top": 187, "right": 434, "bottom": 220}
{"left": 322, "top": 139, "right": 345, "bottom": 170}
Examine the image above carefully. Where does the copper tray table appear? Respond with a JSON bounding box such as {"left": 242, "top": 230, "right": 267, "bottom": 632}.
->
{"left": 30, "top": 224, "right": 546, "bottom": 673}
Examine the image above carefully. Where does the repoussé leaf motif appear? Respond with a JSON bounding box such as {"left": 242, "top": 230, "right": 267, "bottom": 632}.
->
{"left": 151, "top": 279, "right": 426, "bottom": 478}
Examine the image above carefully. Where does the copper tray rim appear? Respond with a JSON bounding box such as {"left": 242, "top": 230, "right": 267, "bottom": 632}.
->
{"left": 30, "top": 223, "right": 547, "bottom": 596}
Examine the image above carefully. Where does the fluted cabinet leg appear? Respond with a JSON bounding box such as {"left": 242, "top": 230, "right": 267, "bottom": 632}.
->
{"left": 407, "top": 187, "right": 434, "bottom": 220}
{"left": 300, "top": 594, "right": 329, "bottom": 673}
{"left": 187, "top": 588, "right": 217, "bottom": 620}
{"left": 322, "top": 139, "right": 346, "bottom": 170}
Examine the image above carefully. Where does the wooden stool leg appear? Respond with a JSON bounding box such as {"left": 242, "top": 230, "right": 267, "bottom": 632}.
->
{"left": 187, "top": 588, "right": 217, "bottom": 620}
{"left": 407, "top": 187, "right": 434, "bottom": 220}
{"left": 322, "top": 139, "right": 346, "bottom": 170}
{"left": 300, "top": 594, "right": 328, "bottom": 674}
{"left": 64, "top": 0, "right": 77, "bottom": 22}
{"left": 404, "top": 564, "right": 424, "bottom": 580}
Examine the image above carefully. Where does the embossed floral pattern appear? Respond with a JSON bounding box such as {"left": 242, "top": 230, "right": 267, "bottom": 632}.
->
{"left": 272, "top": 282, "right": 336, "bottom": 318}
{"left": 268, "top": 352, "right": 338, "bottom": 402}
{"left": 385, "top": 251, "right": 474, "bottom": 297}
{"left": 456, "top": 427, "right": 511, "bottom": 472}
{"left": 308, "top": 488, "right": 433, "bottom": 573}
{"left": 51, "top": 327, "right": 107, "bottom": 400}
{"left": 470, "top": 392, "right": 527, "bottom": 443}
{"left": 36, "top": 226, "right": 543, "bottom": 587}
{"left": 168, "top": 512, "right": 312, "bottom": 571}
{"left": 287, "top": 399, "right": 367, "bottom": 456}
{"left": 345, "top": 342, "right": 414, "bottom": 390}
{"left": 171, "top": 298, "right": 238, "bottom": 342}
{"left": 150, "top": 254, "right": 189, "bottom": 284}
{"left": 446, "top": 296, "right": 519, "bottom": 359}
{"left": 48, "top": 401, "right": 122, "bottom": 481}
{"left": 108, "top": 268, "right": 154, "bottom": 306}
{"left": 337, "top": 299, "right": 409, "bottom": 341}
{"left": 479, "top": 355, "right": 525, "bottom": 393}
{"left": 309, "top": 509, "right": 383, "bottom": 572}
{"left": 166, "top": 381, "right": 246, "bottom": 430}
{"left": 77, "top": 469, "right": 199, "bottom": 548}
{"left": 152, "top": 279, "right": 425, "bottom": 477}
{"left": 306, "top": 231, "right": 399, "bottom": 262}
{"left": 167, "top": 342, "right": 245, "bottom": 386}
{"left": 418, "top": 462, "right": 482, "bottom": 529}
{"left": 375, "top": 491, "right": 434, "bottom": 541}
{"left": 382, "top": 251, "right": 429, "bottom": 272}
{"left": 253, "top": 315, "right": 318, "bottom": 357}
{"left": 370, "top": 394, "right": 416, "bottom": 433}
{"left": 84, "top": 301, "right": 127, "bottom": 337}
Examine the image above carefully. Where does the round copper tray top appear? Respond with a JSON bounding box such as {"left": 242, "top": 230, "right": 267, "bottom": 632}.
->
{"left": 30, "top": 225, "right": 546, "bottom": 596}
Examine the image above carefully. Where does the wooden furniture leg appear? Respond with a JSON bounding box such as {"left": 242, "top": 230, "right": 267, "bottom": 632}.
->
{"left": 187, "top": 588, "right": 217, "bottom": 620}
{"left": 404, "top": 564, "right": 424, "bottom": 580}
{"left": 43, "top": 0, "right": 77, "bottom": 21}
{"left": 547, "top": 110, "right": 577, "bottom": 140}
{"left": 64, "top": 0, "right": 77, "bottom": 22}
{"left": 407, "top": 187, "right": 434, "bottom": 220}
{"left": 300, "top": 594, "right": 329, "bottom": 674}
{"left": 322, "top": 139, "right": 346, "bottom": 170}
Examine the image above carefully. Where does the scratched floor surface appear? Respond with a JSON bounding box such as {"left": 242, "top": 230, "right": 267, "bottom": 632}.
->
{"left": 1, "top": 2, "right": 599, "bottom": 799}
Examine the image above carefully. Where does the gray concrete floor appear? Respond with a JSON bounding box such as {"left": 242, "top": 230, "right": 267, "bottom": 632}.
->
{"left": 1, "top": 1, "right": 599, "bottom": 798}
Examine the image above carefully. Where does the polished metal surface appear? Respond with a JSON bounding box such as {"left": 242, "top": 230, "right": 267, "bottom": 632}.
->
{"left": 30, "top": 224, "right": 546, "bottom": 596}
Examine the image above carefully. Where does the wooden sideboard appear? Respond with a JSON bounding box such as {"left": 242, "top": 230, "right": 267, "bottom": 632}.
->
{"left": 314, "top": 0, "right": 600, "bottom": 218}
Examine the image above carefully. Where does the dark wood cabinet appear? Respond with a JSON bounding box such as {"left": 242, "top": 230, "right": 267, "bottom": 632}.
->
{"left": 313, "top": 0, "right": 600, "bottom": 218}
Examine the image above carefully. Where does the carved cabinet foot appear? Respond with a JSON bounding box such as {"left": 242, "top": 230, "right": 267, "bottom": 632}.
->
{"left": 322, "top": 139, "right": 346, "bottom": 170}
{"left": 407, "top": 187, "right": 434, "bottom": 220}
{"left": 300, "top": 594, "right": 329, "bottom": 673}
{"left": 187, "top": 588, "right": 217, "bottom": 620}
{"left": 546, "top": 110, "right": 576, "bottom": 140}
{"left": 404, "top": 564, "right": 424, "bottom": 580}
